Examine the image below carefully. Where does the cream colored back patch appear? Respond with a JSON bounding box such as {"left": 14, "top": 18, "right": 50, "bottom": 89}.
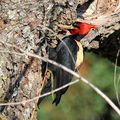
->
{"left": 75, "top": 40, "right": 83, "bottom": 69}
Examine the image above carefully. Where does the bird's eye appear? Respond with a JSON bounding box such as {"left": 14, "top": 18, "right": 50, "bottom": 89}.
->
{"left": 72, "top": 22, "right": 77, "bottom": 27}
{"left": 72, "top": 22, "right": 81, "bottom": 29}
{"left": 72, "top": 22, "right": 79, "bottom": 27}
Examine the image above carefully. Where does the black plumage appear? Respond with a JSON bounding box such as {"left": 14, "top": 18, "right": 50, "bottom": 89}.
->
{"left": 52, "top": 36, "right": 79, "bottom": 105}
{"left": 38, "top": 35, "right": 83, "bottom": 106}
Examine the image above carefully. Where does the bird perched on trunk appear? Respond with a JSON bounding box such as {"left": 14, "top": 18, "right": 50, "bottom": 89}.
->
{"left": 37, "top": 22, "right": 97, "bottom": 107}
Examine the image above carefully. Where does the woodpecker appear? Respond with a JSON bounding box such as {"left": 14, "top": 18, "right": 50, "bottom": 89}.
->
{"left": 38, "top": 22, "right": 97, "bottom": 106}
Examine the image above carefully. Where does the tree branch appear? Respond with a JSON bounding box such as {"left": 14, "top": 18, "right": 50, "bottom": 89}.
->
{"left": 0, "top": 42, "right": 120, "bottom": 116}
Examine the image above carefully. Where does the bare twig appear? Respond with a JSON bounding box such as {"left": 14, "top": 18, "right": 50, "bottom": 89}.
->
{"left": 0, "top": 43, "right": 120, "bottom": 116}
{"left": 0, "top": 78, "right": 79, "bottom": 106}
{"left": 114, "top": 49, "right": 120, "bottom": 106}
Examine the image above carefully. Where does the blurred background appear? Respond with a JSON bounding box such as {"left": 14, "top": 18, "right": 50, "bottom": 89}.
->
{"left": 37, "top": 53, "right": 120, "bottom": 120}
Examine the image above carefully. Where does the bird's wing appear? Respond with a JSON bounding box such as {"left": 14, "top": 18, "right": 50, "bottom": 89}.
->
{"left": 52, "top": 37, "right": 78, "bottom": 105}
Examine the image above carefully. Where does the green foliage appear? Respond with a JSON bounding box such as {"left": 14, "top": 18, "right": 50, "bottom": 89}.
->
{"left": 37, "top": 53, "right": 120, "bottom": 120}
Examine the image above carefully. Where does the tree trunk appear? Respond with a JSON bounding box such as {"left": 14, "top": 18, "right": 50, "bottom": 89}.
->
{"left": 0, "top": 0, "right": 120, "bottom": 119}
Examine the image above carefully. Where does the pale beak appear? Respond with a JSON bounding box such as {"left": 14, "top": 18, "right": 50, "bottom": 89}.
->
{"left": 57, "top": 24, "right": 74, "bottom": 30}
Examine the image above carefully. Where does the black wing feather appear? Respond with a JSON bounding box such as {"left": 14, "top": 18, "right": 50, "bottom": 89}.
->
{"left": 38, "top": 35, "right": 79, "bottom": 107}
{"left": 52, "top": 36, "right": 78, "bottom": 105}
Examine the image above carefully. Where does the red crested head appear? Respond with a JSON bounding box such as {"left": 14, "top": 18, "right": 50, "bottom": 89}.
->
{"left": 68, "top": 22, "right": 97, "bottom": 36}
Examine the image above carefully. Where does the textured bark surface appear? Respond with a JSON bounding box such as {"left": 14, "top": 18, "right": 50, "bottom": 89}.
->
{"left": 0, "top": 0, "right": 120, "bottom": 119}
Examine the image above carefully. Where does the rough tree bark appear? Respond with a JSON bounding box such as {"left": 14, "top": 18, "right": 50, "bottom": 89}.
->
{"left": 0, "top": 0, "right": 120, "bottom": 119}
